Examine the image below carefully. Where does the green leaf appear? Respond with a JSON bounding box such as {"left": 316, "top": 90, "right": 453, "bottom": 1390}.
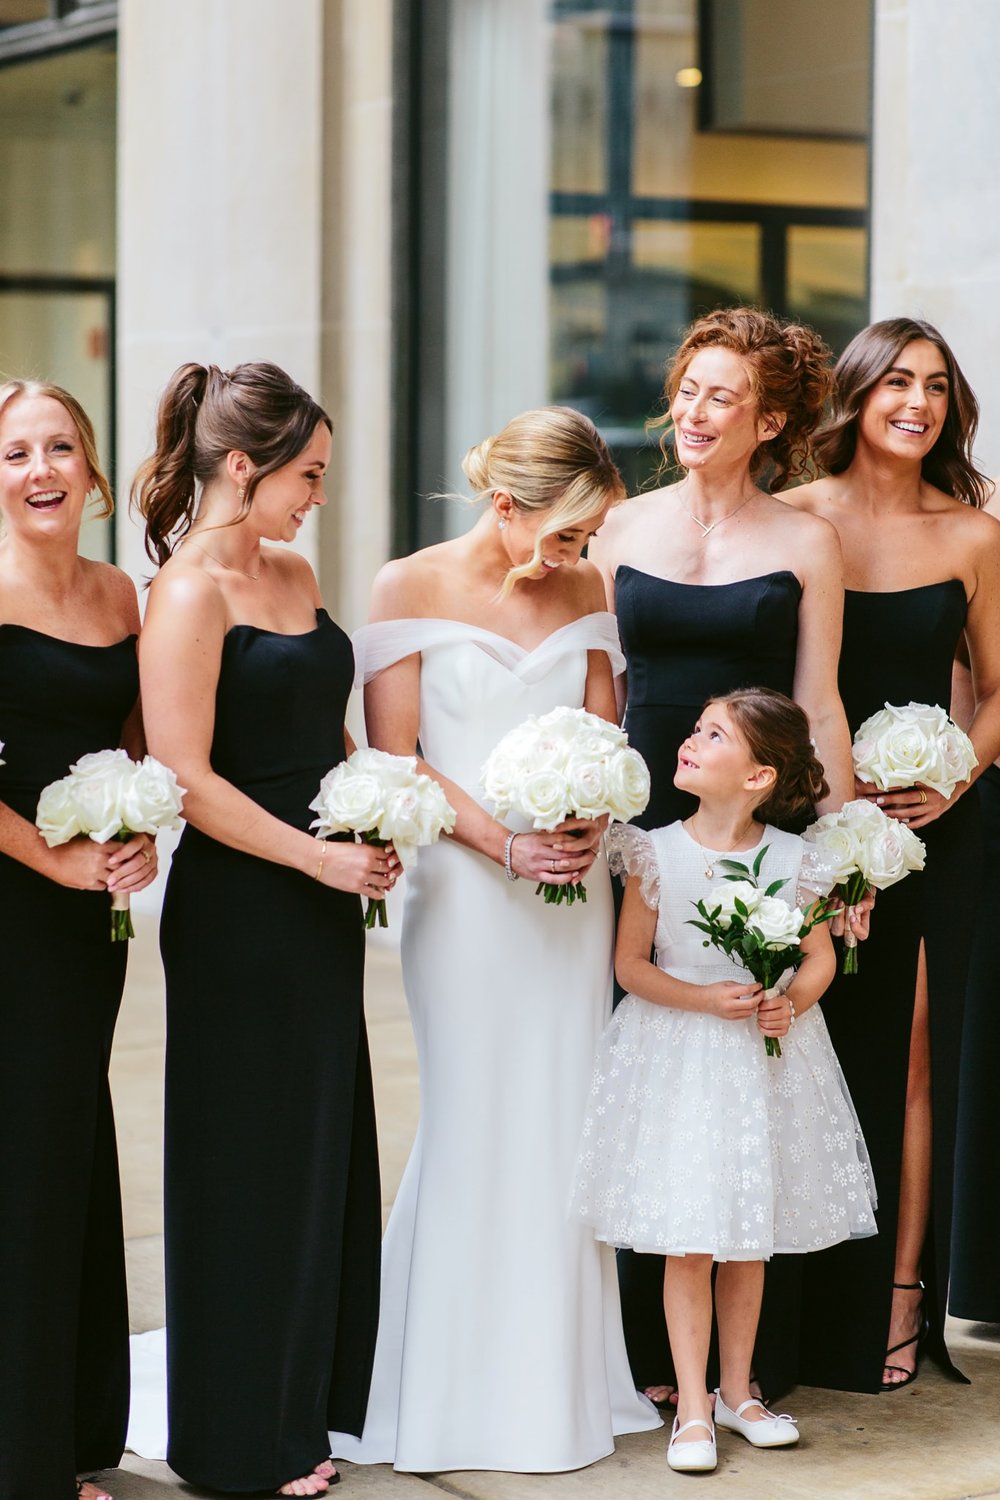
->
{"left": 719, "top": 858, "right": 751, "bottom": 875}
{"left": 734, "top": 898, "right": 749, "bottom": 918}
{"left": 764, "top": 878, "right": 787, "bottom": 898}
{"left": 752, "top": 844, "right": 770, "bottom": 879}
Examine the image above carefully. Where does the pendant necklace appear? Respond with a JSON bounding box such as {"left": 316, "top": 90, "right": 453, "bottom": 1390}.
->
{"left": 187, "top": 538, "right": 262, "bottom": 582}
{"left": 678, "top": 486, "right": 757, "bottom": 537}
{"left": 687, "top": 815, "right": 759, "bottom": 880}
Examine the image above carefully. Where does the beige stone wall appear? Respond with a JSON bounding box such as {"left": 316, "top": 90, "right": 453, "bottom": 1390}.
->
{"left": 116, "top": 0, "right": 393, "bottom": 619}
{"left": 871, "top": 0, "right": 1000, "bottom": 474}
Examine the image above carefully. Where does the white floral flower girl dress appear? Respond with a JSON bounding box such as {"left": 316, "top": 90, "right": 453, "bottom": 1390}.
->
{"left": 570, "top": 821, "right": 877, "bottom": 1260}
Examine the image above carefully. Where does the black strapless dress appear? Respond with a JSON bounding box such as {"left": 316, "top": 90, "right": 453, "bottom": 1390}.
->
{"left": 798, "top": 581, "right": 979, "bottom": 1391}
{"left": 614, "top": 567, "right": 803, "bottom": 1397}
{"left": 952, "top": 762, "right": 1000, "bottom": 1319}
{"left": 0, "top": 625, "right": 138, "bottom": 1500}
{"left": 162, "top": 610, "right": 381, "bottom": 1492}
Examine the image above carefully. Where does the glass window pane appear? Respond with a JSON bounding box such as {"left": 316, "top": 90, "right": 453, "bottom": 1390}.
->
{"left": 550, "top": 9, "right": 607, "bottom": 194}
{"left": 0, "top": 289, "right": 113, "bottom": 561}
{"left": 0, "top": 45, "right": 116, "bottom": 276}
{"left": 0, "top": 2, "right": 51, "bottom": 27}
{"left": 786, "top": 225, "right": 868, "bottom": 356}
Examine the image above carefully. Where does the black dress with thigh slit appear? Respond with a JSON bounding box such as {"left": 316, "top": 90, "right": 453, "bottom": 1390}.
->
{"left": 161, "top": 609, "right": 381, "bottom": 1492}
{"left": 613, "top": 565, "right": 804, "bottom": 1398}
{"left": 797, "top": 580, "right": 978, "bottom": 1390}
{"left": 0, "top": 625, "right": 137, "bottom": 1500}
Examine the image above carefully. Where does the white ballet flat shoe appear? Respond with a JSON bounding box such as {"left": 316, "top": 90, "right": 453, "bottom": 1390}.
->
{"left": 714, "top": 1389, "right": 799, "bottom": 1447}
{"left": 666, "top": 1416, "right": 717, "bottom": 1472}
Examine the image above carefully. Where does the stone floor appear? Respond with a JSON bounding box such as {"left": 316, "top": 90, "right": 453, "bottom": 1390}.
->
{"left": 108, "top": 913, "right": 1000, "bottom": 1500}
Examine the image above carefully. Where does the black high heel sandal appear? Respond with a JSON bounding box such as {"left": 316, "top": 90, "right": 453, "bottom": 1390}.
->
{"left": 881, "top": 1279, "right": 928, "bottom": 1391}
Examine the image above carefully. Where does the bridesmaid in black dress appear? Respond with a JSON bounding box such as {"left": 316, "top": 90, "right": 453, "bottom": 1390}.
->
{"left": 0, "top": 380, "right": 157, "bottom": 1500}
{"left": 788, "top": 318, "right": 1000, "bottom": 1391}
{"left": 952, "top": 481, "right": 1000, "bottom": 1322}
{"left": 591, "top": 307, "right": 859, "bottom": 1404}
{"left": 134, "top": 363, "right": 397, "bottom": 1496}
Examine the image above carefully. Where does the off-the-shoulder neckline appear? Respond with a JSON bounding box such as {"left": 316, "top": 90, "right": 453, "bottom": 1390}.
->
{"left": 357, "top": 611, "right": 617, "bottom": 656}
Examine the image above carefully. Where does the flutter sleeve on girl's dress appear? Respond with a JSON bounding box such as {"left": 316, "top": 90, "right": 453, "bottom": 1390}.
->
{"left": 605, "top": 823, "right": 660, "bottom": 911}
{"left": 796, "top": 843, "right": 843, "bottom": 908}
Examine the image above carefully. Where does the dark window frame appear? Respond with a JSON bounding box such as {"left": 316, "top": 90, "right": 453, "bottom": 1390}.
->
{"left": 0, "top": 1, "right": 116, "bottom": 65}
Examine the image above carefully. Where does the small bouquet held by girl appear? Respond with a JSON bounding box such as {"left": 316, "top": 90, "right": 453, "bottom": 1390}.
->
{"left": 480, "top": 705, "right": 651, "bottom": 904}
{"left": 802, "top": 799, "right": 926, "bottom": 973}
{"left": 310, "top": 747, "right": 456, "bottom": 929}
{"left": 570, "top": 688, "right": 876, "bottom": 1474}
{"left": 36, "top": 748, "right": 185, "bottom": 940}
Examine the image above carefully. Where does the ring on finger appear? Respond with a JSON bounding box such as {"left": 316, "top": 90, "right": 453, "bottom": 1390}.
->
{"left": 142, "top": 848, "right": 153, "bottom": 865}
{"left": 917, "top": 789, "right": 928, "bottom": 805}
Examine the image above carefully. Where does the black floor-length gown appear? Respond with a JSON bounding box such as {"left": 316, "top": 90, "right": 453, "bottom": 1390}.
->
{"left": 798, "top": 581, "right": 979, "bottom": 1390}
{"left": 162, "top": 609, "right": 381, "bottom": 1492}
{"left": 614, "top": 566, "right": 804, "bottom": 1398}
{"left": 951, "top": 762, "right": 1000, "bottom": 1320}
{"left": 0, "top": 625, "right": 137, "bottom": 1500}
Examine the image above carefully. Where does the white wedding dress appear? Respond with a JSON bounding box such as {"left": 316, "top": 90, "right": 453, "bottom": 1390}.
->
{"left": 332, "top": 613, "right": 660, "bottom": 1473}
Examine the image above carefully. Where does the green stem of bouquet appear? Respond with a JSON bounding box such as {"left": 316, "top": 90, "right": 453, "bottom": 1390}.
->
{"left": 109, "top": 827, "right": 136, "bottom": 942}
{"left": 535, "top": 879, "right": 588, "bottom": 906}
{"left": 837, "top": 872, "right": 871, "bottom": 976}
{"left": 361, "top": 832, "right": 390, "bottom": 930}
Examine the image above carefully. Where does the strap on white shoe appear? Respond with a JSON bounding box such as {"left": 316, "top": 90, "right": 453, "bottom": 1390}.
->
{"left": 733, "top": 1398, "right": 796, "bottom": 1423}
{"left": 670, "top": 1417, "right": 715, "bottom": 1443}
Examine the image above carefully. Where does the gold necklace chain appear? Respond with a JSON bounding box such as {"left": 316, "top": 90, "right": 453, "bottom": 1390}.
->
{"left": 186, "top": 537, "right": 262, "bottom": 582}
{"left": 687, "top": 814, "right": 760, "bottom": 880}
{"left": 677, "top": 487, "right": 758, "bottom": 537}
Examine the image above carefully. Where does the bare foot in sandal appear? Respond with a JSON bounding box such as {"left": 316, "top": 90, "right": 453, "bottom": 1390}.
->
{"left": 277, "top": 1473, "right": 329, "bottom": 1497}
{"left": 643, "top": 1384, "right": 678, "bottom": 1408}
{"left": 313, "top": 1459, "right": 340, "bottom": 1485}
{"left": 77, "top": 1481, "right": 113, "bottom": 1500}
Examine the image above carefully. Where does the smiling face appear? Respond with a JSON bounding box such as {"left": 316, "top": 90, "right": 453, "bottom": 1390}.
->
{"left": 0, "top": 393, "right": 94, "bottom": 544}
{"left": 674, "top": 700, "right": 775, "bottom": 801}
{"left": 670, "top": 346, "right": 779, "bottom": 475}
{"left": 244, "top": 420, "right": 332, "bottom": 542}
{"left": 494, "top": 489, "right": 609, "bottom": 580}
{"left": 857, "top": 338, "right": 949, "bottom": 463}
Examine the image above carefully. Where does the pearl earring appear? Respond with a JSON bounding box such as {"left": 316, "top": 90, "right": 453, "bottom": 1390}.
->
{"left": 497, "top": 518, "right": 508, "bottom": 531}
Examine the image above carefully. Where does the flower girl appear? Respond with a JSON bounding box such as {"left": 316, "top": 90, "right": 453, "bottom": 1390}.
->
{"left": 571, "top": 688, "right": 876, "bottom": 1472}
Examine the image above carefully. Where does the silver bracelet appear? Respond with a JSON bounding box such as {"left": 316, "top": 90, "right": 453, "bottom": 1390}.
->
{"left": 503, "top": 831, "right": 520, "bottom": 882}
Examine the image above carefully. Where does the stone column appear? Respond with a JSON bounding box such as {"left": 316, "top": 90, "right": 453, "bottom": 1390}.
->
{"left": 870, "top": 0, "right": 1000, "bottom": 472}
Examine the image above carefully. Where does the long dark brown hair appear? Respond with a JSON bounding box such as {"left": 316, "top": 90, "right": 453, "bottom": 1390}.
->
{"left": 711, "top": 687, "right": 829, "bottom": 829}
{"left": 132, "top": 361, "right": 332, "bottom": 565}
{"left": 651, "top": 306, "right": 834, "bottom": 492}
{"left": 813, "top": 317, "right": 991, "bottom": 507}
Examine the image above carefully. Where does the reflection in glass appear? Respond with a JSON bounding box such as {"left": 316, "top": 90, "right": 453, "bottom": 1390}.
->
{"left": 787, "top": 225, "right": 868, "bottom": 357}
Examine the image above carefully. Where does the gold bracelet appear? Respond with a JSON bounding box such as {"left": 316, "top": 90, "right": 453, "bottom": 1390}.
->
{"left": 314, "top": 841, "right": 327, "bottom": 881}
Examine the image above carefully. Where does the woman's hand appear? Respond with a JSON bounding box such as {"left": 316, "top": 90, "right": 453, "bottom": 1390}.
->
{"left": 855, "top": 775, "right": 954, "bottom": 831}
{"left": 701, "top": 980, "right": 763, "bottom": 1022}
{"left": 43, "top": 836, "right": 118, "bottom": 892}
{"left": 107, "top": 833, "right": 159, "bottom": 895}
{"left": 552, "top": 814, "right": 609, "bottom": 856}
{"left": 507, "top": 829, "right": 598, "bottom": 885}
{"left": 318, "top": 838, "right": 401, "bottom": 898}
{"left": 756, "top": 988, "right": 794, "bottom": 1040}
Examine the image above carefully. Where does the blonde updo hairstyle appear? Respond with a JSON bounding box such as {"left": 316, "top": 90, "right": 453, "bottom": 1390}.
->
{"left": 462, "top": 406, "right": 625, "bottom": 595}
{"left": 652, "top": 307, "right": 834, "bottom": 491}
{"left": 711, "top": 687, "right": 829, "bottom": 829}
{"left": 0, "top": 378, "right": 114, "bottom": 518}
{"left": 132, "top": 361, "right": 332, "bottom": 566}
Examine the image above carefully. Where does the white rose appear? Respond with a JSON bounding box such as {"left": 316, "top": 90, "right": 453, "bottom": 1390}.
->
{"left": 800, "top": 819, "right": 860, "bottom": 885}
{"left": 69, "top": 747, "right": 132, "bottom": 781}
{"left": 859, "top": 818, "right": 926, "bottom": 888}
{"left": 707, "top": 879, "right": 763, "bottom": 928}
{"left": 378, "top": 776, "right": 456, "bottom": 869}
{"left": 309, "top": 764, "right": 386, "bottom": 836}
{"left": 935, "top": 727, "right": 978, "bottom": 798}
{"left": 519, "top": 768, "right": 571, "bottom": 829}
{"left": 749, "top": 895, "right": 804, "bottom": 950}
{"left": 860, "top": 717, "right": 938, "bottom": 790}
{"left": 119, "top": 756, "right": 185, "bottom": 833}
{"left": 564, "top": 751, "right": 611, "bottom": 817}
{"left": 0, "top": 738, "right": 5, "bottom": 767}
{"left": 896, "top": 819, "right": 927, "bottom": 871}
{"left": 481, "top": 749, "right": 521, "bottom": 816}
{"left": 36, "top": 776, "right": 83, "bottom": 847}
{"left": 604, "top": 746, "right": 651, "bottom": 822}
{"left": 348, "top": 747, "right": 417, "bottom": 786}
{"left": 72, "top": 770, "right": 130, "bottom": 843}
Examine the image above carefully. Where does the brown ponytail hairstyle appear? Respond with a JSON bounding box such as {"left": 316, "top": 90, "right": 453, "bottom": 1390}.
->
{"left": 0, "top": 378, "right": 114, "bottom": 518}
{"left": 651, "top": 307, "right": 834, "bottom": 492}
{"left": 812, "top": 317, "right": 991, "bottom": 507}
{"left": 132, "top": 361, "right": 332, "bottom": 565}
{"left": 711, "top": 687, "right": 829, "bottom": 829}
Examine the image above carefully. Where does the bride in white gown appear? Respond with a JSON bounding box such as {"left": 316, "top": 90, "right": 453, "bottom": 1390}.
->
{"left": 332, "top": 408, "right": 659, "bottom": 1473}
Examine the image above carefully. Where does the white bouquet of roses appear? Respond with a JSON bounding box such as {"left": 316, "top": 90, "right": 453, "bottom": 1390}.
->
{"left": 688, "top": 846, "right": 835, "bottom": 1057}
{"left": 852, "top": 701, "right": 977, "bottom": 800}
{"left": 36, "top": 748, "right": 185, "bottom": 940}
{"left": 309, "top": 747, "right": 456, "bottom": 930}
{"left": 480, "top": 706, "right": 651, "bottom": 906}
{"left": 802, "top": 799, "right": 925, "bottom": 973}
